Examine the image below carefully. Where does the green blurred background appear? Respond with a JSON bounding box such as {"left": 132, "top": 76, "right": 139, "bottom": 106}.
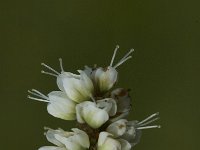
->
{"left": 0, "top": 0, "right": 199, "bottom": 149}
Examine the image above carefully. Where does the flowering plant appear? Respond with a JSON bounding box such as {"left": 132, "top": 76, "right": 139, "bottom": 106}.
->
{"left": 28, "top": 45, "right": 160, "bottom": 150}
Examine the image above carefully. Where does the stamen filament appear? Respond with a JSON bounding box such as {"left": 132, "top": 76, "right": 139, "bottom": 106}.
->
{"left": 138, "top": 112, "right": 159, "bottom": 125}
{"left": 41, "top": 63, "right": 60, "bottom": 75}
{"left": 110, "top": 45, "right": 119, "bottom": 67}
{"left": 28, "top": 90, "right": 45, "bottom": 99}
{"left": 27, "top": 95, "right": 49, "bottom": 103}
{"left": 31, "top": 89, "right": 49, "bottom": 99}
{"left": 137, "top": 125, "right": 161, "bottom": 130}
{"left": 59, "top": 58, "right": 64, "bottom": 72}
{"left": 139, "top": 117, "right": 160, "bottom": 127}
{"left": 114, "top": 56, "right": 132, "bottom": 68}
{"left": 119, "top": 49, "right": 134, "bottom": 63}
{"left": 41, "top": 71, "right": 58, "bottom": 77}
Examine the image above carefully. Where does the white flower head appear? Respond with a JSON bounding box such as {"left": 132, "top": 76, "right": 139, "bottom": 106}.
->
{"left": 40, "top": 59, "right": 94, "bottom": 103}
{"left": 28, "top": 90, "right": 76, "bottom": 120}
{"left": 39, "top": 127, "right": 90, "bottom": 150}
{"left": 97, "top": 132, "right": 131, "bottom": 150}
{"left": 28, "top": 46, "right": 161, "bottom": 149}
{"left": 76, "top": 101, "right": 109, "bottom": 129}
{"left": 92, "top": 45, "right": 134, "bottom": 93}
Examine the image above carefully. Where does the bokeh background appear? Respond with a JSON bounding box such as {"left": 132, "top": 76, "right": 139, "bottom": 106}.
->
{"left": 0, "top": 0, "right": 199, "bottom": 149}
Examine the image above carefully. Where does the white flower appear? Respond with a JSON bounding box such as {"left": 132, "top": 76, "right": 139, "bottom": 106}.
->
{"left": 28, "top": 90, "right": 76, "bottom": 120}
{"left": 91, "top": 45, "right": 134, "bottom": 93}
{"left": 76, "top": 101, "right": 109, "bottom": 129}
{"left": 106, "top": 112, "right": 161, "bottom": 147}
{"left": 39, "top": 128, "right": 90, "bottom": 150}
{"left": 59, "top": 70, "right": 94, "bottom": 103}
{"left": 40, "top": 59, "right": 94, "bottom": 103}
{"left": 97, "top": 132, "right": 131, "bottom": 150}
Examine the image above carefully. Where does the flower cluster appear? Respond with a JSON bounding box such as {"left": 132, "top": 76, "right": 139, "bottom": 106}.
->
{"left": 28, "top": 45, "right": 160, "bottom": 150}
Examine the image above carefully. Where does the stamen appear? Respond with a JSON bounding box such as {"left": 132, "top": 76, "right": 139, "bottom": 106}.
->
{"left": 139, "top": 117, "right": 160, "bottom": 127}
{"left": 59, "top": 58, "right": 64, "bottom": 72}
{"left": 41, "top": 63, "right": 60, "bottom": 75}
{"left": 31, "top": 89, "right": 49, "bottom": 99}
{"left": 41, "top": 71, "right": 58, "bottom": 77}
{"left": 137, "top": 125, "right": 161, "bottom": 130}
{"left": 119, "top": 49, "right": 134, "bottom": 63}
{"left": 28, "top": 90, "right": 44, "bottom": 99}
{"left": 114, "top": 56, "right": 132, "bottom": 68}
{"left": 27, "top": 95, "right": 49, "bottom": 103}
{"left": 110, "top": 45, "right": 119, "bottom": 67}
{"left": 138, "top": 112, "right": 159, "bottom": 126}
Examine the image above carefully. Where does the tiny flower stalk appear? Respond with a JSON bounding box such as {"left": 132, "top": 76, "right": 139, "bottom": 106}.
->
{"left": 28, "top": 45, "right": 160, "bottom": 150}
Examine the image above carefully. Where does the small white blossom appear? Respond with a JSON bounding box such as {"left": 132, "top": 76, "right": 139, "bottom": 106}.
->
{"left": 76, "top": 101, "right": 109, "bottom": 129}
{"left": 106, "top": 112, "right": 161, "bottom": 147}
{"left": 28, "top": 90, "right": 76, "bottom": 120}
{"left": 39, "top": 128, "right": 90, "bottom": 150}
{"left": 89, "top": 45, "right": 134, "bottom": 93}
{"left": 41, "top": 59, "right": 94, "bottom": 103}
{"left": 97, "top": 132, "right": 131, "bottom": 150}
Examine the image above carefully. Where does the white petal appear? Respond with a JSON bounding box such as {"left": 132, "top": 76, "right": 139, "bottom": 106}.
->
{"left": 106, "top": 119, "right": 127, "bottom": 137}
{"left": 54, "top": 134, "right": 82, "bottom": 150}
{"left": 38, "top": 146, "right": 66, "bottom": 150}
{"left": 118, "top": 139, "right": 132, "bottom": 150}
{"left": 47, "top": 91, "right": 76, "bottom": 120}
{"left": 61, "top": 72, "right": 94, "bottom": 103}
{"left": 96, "top": 67, "right": 118, "bottom": 92}
{"left": 98, "top": 132, "right": 121, "bottom": 150}
{"left": 71, "top": 128, "right": 90, "bottom": 148}
{"left": 76, "top": 101, "right": 109, "bottom": 128}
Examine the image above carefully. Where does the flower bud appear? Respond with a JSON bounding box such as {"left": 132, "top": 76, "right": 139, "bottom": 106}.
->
{"left": 39, "top": 128, "right": 90, "bottom": 150}
{"left": 28, "top": 90, "right": 76, "bottom": 120}
{"left": 76, "top": 101, "right": 109, "bottom": 129}
{"left": 97, "top": 132, "right": 131, "bottom": 150}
